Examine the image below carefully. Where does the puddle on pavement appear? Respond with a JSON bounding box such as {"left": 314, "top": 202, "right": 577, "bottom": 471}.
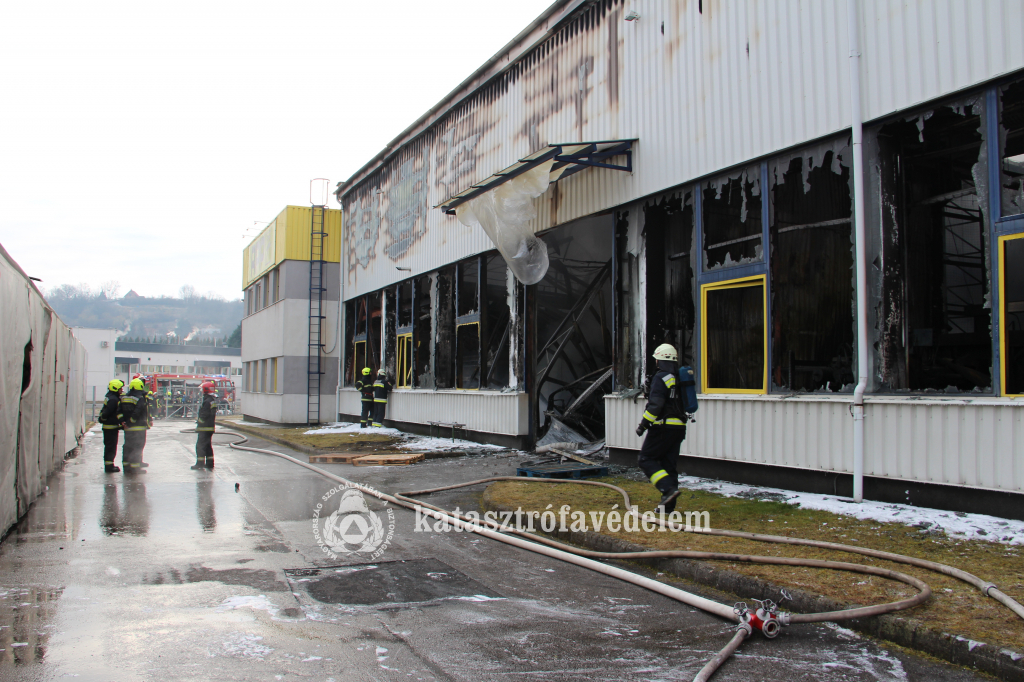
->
{"left": 100, "top": 481, "right": 151, "bottom": 536}
{"left": 143, "top": 566, "right": 288, "bottom": 592}
{"left": 287, "top": 558, "right": 503, "bottom": 606}
{"left": 0, "top": 585, "right": 62, "bottom": 664}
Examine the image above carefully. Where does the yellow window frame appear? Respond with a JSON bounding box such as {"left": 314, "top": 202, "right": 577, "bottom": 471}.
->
{"left": 396, "top": 333, "right": 413, "bottom": 388}
{"left": 455, "top": 322, "right": 481, "bottom": 390}
{"left": 700, "top": 274, "right": 768, "bottom": 394}
{"left": 353, "top": 340, "right": 367, "bottom": 378}
{"left": 999, "top": 233, "right": 1024, "bottom": 396}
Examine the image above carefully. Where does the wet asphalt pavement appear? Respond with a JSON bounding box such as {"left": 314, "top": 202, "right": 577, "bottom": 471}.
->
{"left": 0, "top": 422, "right": 991, "bottom": 681}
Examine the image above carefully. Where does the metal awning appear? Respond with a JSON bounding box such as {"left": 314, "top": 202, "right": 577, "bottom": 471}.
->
{"left": 436, "top": 139, "right": 636, "bottom": 215}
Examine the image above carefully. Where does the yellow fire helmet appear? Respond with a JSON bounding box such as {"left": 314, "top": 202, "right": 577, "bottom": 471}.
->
{"left": 128, "top": 378, "right": 146, "bottom": 391}
{"left": 362, "top": 367, "right": 372, "bottom": 376}
{"left": 108, "top": 379, "right": 125, "bottom": 392}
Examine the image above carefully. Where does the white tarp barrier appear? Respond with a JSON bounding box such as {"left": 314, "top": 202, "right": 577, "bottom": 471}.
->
{"left": 454, "top": 160, "right": 554, "bottom": 285}
{"left": 0, "top": 243, "right": 86, "bottom": 535}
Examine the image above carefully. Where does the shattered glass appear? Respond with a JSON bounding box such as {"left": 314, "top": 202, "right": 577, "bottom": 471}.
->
{"left": 703, "top": 167, "right": 763, "bottom": 270}
{"left": 1001, "top": 79, "right": 1024, "bottom": 217}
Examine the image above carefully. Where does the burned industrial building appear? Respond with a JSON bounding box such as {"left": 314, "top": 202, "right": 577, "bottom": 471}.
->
{"left": 325, "top": 0, "right": 1024, "bottom": 507}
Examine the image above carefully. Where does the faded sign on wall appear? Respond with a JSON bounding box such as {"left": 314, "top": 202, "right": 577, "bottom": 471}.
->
{"left": 245, "top": 221, "right": 277, "bottom": 287}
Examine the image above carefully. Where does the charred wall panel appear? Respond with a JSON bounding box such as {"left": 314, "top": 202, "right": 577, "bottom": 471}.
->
{"left": 414, "top": 275, "right": 433, "bottom": 388}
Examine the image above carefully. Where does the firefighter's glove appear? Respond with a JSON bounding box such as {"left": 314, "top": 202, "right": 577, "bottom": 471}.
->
{"left": 636, "top": 421, "right": 648, "bottom": 438}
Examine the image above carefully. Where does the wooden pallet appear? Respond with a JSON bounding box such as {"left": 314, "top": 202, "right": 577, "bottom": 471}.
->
{"left": 517, "top": 462, "right": 609, "bottom": 479}
{"left": 308, "top": 453, "right": 370, "bottom": 464}
{"left": 352, "top": 453, "right": 425, "bottom": 467}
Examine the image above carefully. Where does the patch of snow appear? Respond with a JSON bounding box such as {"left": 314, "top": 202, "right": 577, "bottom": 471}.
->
{"left": 376, "top": 645, "right": 388, "bottom": 662}
{"left": 454, "top": 595, "right": 506, "bottom": 602}
{"left": 677, "top": 475, "right": 1024, "bottom": 545}
{"left": 305, "top": 422, "right": 401, "bottom": 436}
{"left": 956, "top": 635, "right": 986, "bottom": 651}
{"left": 217, "top": 595, "right": 279, "bottom": 616}
{"left": 220, "top": 632, "right": 272, "bottom": 660}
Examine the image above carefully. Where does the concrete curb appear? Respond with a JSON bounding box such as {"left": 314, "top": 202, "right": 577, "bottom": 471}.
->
{"left": 481, "top": 492, "right": 1024, "bottom": 681}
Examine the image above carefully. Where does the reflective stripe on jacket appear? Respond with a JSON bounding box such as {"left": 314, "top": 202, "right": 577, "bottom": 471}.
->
{"left": 99, "top": 390, "right": 122, "bottom": 429}
{"left": 196, "top": 394, "right": 217, "bottom": 431}
{"left": 641, "top": 369, "right": 686, "bottom": 428}
{"left": 355, "top": 379, "right": 375, "bottom": 402}
{"left": 121, "top": 389, "right": 150, "bottom": 431}
{"left": 373, "top": 378, "right": 392, "bottom": 403}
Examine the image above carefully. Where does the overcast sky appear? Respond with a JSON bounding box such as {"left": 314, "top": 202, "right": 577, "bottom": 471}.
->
{"left": 0, "top": 0, "right": 555, "bottom": 301}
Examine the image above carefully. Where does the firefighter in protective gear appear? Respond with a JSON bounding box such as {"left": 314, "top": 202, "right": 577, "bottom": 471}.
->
{"left": 372, "top": 369, "right": 392, "bottom": 427}
{"left": 355, "top": 367, "right": 374, "bottom": 427}
{"left": 636, "top": 343, "right": 687, "bottom": 513}
{"left": 98, "top": 379, "right": 125, "bottom": 472}
{"left": 119, "top": 377, "right": 150, "bottom": 474}
{"left": 192, "top": 381, "right": 217, "bottom": 470}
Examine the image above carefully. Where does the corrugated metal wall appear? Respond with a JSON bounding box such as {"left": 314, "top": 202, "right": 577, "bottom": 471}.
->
{"left": 339, "top": 389, "right": 528, "bottom": 436}
{"left": 606, "top": 395, "right": 1024, "bottom": 493}
{"left": 341, "top": 0, "right": 1024, "bottom": 300}
{"left": 1, "top": 244, "right": 87, "bottom": 538}
{"left": 278, "top": 206, "right": 343, "bottom": 263}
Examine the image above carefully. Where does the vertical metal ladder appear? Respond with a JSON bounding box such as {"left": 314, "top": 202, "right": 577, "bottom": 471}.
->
{"left": 307, "top": 206, "right": 327, "bottom": 425}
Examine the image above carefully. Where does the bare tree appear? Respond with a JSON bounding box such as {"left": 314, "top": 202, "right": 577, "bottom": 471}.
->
{"left": 179, "top": 284, "right": 197, "bottom": 303}
{"left": 100, "top": 280, "right": 121, "bottom": 299}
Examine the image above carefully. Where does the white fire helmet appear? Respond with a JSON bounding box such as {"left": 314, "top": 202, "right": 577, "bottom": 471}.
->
{"left": 652, "top": 343, "right": 678, "bottom": 362}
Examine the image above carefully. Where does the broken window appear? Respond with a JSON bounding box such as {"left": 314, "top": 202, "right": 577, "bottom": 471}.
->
{"left": 1001, "top": 79, "right": 1024, "bottom": 217}
{"left": 535, "top": 215, "right": 614, "bottom": 440}
{"left": 702, "top": 166, "right": 763, "bottom": 270}
{"left": 415, "top": 275, "right": 433, "bottom": 388}
{"left": 483, "top": 253, "right": 510, "bottom": 388}
{"left": 455, "top": 323, "right": 481, "bottom": 389}
{"left": 435, "top": 267, "right": 455, "bottom": 388}
{"left": 367, "top": 292, "right": 382, "bottom": 373}
{"left": 396, "top": 333, "right": 413, "bottom": 388}
{"left": 397, "top": 281, "right": 413, "bottom": 329}
{"left": 454, "top": 257, "right": 482, "bottom": 389}
{"left": 770, "top": 140, "right": 855, "bottom": 392}
{"left": 702, "top": 276, "right": 767, "bottom": 392}
{"left": 393, "top": 280, "right": 413, "bottom": 389}
{"left": 343, "top": 300, "right": 356, "bottom": 386}
{"left": 383, "top": 288, "right": 397, "bottom": 381}
{"left": 1002, "top": 235, "right": 1024, "bottom": 395}
{"left": 457, "top": 258, "right": 479, "bottom": 317}
{"left": 875, "top": 100, "right": 991, "bottom": 391}
{"left": 644, "top": 191, "right": 696, "bottom": 379}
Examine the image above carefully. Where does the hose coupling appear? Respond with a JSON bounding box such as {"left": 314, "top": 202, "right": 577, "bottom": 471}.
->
{"left": 982, "top": 582, "right": 998, "bottom": 596}
{"left": 734, "top": 598, "right": 787, "bottom": 639}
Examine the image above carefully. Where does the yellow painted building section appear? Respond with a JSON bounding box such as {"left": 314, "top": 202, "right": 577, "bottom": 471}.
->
{"left": 242, "top": 205, "right": 342, "bottom": 288}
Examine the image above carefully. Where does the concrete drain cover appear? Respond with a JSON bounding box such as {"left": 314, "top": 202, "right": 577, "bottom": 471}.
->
{"left": 286, "top": 558, "right": 502, "bottom": 606}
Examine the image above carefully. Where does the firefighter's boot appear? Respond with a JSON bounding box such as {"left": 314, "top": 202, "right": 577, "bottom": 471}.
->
{"left": 655, "top": 488, "right": 681, "bottom": 514}
{"left": 104, "top": 461, "right": 120, "bottom": 473}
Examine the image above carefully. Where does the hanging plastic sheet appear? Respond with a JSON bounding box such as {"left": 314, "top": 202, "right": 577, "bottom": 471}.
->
{"left": 454, "top": 160, "right": 554, "bottom": 285}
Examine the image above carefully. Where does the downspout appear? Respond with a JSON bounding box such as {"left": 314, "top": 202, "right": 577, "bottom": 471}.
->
{"left": 848, "top": 0, "right": 868, "bottom": 503}
{"left": 335, "top": 186, "right": 346, "bottom": 422}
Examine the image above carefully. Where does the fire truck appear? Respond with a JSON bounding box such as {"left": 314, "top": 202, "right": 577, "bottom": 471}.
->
{"left": 141, "top": 374, "right": 236, "bottom": 419}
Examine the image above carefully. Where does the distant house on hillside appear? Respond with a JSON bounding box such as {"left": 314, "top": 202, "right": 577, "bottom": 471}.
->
{"left": 123, "top": 289, "right": 141, "bottom": 300}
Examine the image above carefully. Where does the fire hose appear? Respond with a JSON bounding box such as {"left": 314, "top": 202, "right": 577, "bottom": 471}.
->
{"left": 209, "top": 429, "right": 1023, "bottom": 680}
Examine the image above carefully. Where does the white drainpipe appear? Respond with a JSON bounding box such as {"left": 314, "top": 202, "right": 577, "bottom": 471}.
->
{"left": 848, "top": 0, "right": 868, "bottom": 503}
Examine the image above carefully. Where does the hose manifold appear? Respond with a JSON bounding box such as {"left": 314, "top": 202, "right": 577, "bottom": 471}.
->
{"left": 735, "top": 600, "right": 789, "bottom": 639}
